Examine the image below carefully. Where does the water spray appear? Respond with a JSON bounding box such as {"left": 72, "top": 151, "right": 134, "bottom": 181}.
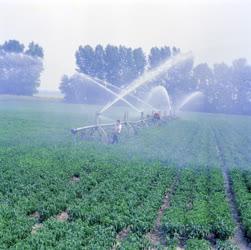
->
{"left": 71, "top": 52, "right": 193, "bottom": 143}
{"left": 100, "top": 52, "right": 192, "bottom": 114}
{"left": 176, "top": 91, "right": 203, "bottom": 112}
{"left": 80, "top": 73, "right": 142, "bottom": 113}
{"left": 85, "top": 74, "right": 156, "bottom": 111}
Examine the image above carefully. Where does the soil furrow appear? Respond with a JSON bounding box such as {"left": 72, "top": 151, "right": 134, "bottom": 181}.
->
{"left": 146, "top": 174, "right": 179, "bottom": 248}
{"left": 111, "top": 227, "right": 131, "bottom": 250}
{"left": 213, "top": 128, "right": 250, "bottom": 250}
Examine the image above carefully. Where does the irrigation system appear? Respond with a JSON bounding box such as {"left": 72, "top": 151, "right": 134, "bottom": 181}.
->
{"left": 71, "top": 52, "right": 193, "bottom": 143}
{"left": 71, "top": 111, "right": 174, "bottom": 144}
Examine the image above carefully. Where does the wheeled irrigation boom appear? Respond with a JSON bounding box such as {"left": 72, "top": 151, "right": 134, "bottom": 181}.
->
{"left": 71, "top": 111, "right": 175, "bottom": 144}
{"left": 70, "top": 53, "right": 193, "bottom": 143}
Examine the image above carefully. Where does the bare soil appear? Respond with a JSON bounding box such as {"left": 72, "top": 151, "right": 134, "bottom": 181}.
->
{"left": 29, "top": 211, "right": 44, "bottom": 223}
{"left": 111, "top": 227, "right": 131, "bottom": 250}
{"left": 56, "top": 211, "right": 69, "bottom": 222}
{"left": 31, "top": 223, "right": 43, "bottom": 234}
{"left": 147, "top": 176, "right": 179, "bottom": 248}
{"left": 213, "top": 129, "right": 250, "bottom": 250}
{"left": 30, "top": 211, "right": 41, "bottom": 220}
{"left": 176, "top": 247, "right": 185, "bottom": 250}
{"left": 71, "top": 176, "right": 80, "bottom": 182}
{"left": 116, "top": 227, "right": 131, "bottom": 242}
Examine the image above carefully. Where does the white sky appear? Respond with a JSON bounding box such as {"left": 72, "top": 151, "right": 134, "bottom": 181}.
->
{"left": 0, "top": 0, "right": 251, "bottom": 90}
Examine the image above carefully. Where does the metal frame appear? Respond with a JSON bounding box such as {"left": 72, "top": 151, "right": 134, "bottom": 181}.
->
{"left": 71, "top": 112, "right": 175, "bottom": 144}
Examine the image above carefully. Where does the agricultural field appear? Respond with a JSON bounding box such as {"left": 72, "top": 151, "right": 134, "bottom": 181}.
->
{"left": 0, "top": 96, "right": 251, "bottom": 249}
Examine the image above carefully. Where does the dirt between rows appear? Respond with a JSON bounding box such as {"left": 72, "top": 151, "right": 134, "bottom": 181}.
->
{"left": 146, "top": 191, "right": 170, "bottom": 246}
{"left": 30, "top": 211, "right": 69, "bottom": 234}
{"left": 213, "top": 129, "right": 250, "bottom": 250}
{"left": 111, "top": 176, "right": 179, "bottom": 250}
{"left": 147, "top": 175, "right": 180, "bottom": 248}
{"left": 111, "top": 227, "right": 131, "bottom": 250}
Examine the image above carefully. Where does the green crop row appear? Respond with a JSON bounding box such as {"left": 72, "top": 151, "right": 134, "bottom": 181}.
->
{"left": 116, "top": 167, "right": 236, "bottom": 249}
{"left": 1, "top": 98, "right": 251, "bottom": 249}
{"left": 162, "top": 167, "right": 235, "bottom": 241}
{"left": 230, "top": 169, "right": 251, "bottom": 240}
{"left": 210, "top": 118, "right": 251, "bottom": 169}
{"left": 0, "top": 144, "right": 176, "bottom": 249}
{"left": 185, "top": 239, "right": 238, "bottom": 250}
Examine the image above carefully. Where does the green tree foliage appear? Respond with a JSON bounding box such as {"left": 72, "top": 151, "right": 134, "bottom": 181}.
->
{"left": 62, "top": 44, "right": 150, "bottom": 103}
{"left": 62, "top": 43, "right": 251, "bottom": 115}
{"left": 93, "top": 44, "right": 106, "bottom": 80}
{"left": 75, "top": 45, "right": 95, "bottom": 76}
{"left": 231, "top": 58, "right": 251, "bottom": 114}
{"left": 194, "top": 60, "right": 251, "bottom": 115}
{"left": 193, "top": 63, "right": 214, "bottom": 88}
{"left": 0, "top": 40, "right": 43, "bottom": 95}
{"left": 148, "top": 46, "right": 171, "bottom": 68}
{"left": 75, "top": 44, "right": 147, "bottom": 86}
{"left": 133, "top": 48, "right": 146, "bottom": 76}
{"left": 25, "top": 42, "right": 44, "bottom": 58}
{"left": 63, "top": 44, "right": 177, "bottom": 103}
{"left": 1, "top": 39, "right": 24, "bottom": 53}
{"left": 164, "top": 57, "right": 195, "bottom": 100}
{"left": 59, "top": 73, "right": 111, "bottom": 104}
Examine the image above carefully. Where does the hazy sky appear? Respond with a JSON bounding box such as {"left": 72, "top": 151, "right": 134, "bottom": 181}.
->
{"left": 1, "top": 0, "right": 251, "bottom": 90}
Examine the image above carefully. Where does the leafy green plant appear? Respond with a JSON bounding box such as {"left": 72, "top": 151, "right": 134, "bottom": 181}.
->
{"left": 185, "top": 239, "right": 211, "bottom": 250}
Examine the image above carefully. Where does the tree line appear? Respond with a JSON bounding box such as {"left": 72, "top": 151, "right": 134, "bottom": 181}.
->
{"left": 0, "top": 40, "right": 249, "bottom": 115}
{"left": 60, "top": 44, "right": 180, "bottom": 103}
{"left": 0, "top": 40, "right": 43, "bottom": 95}
{"left": 193, "top": 59, "right": 251, "bottom": 114}
{"left": 74, "top": 44, "right": 180, "bottom": 86}
{"left": 60, "top": 44, "right": 251, "bottom": 115}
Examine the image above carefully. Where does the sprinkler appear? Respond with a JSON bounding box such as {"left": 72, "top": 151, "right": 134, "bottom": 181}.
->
{"left": 71, "top": 53, "right": 192, "bottom": 143}
{"left": 71, "top": 109, "right": 172, "bottom": 143}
